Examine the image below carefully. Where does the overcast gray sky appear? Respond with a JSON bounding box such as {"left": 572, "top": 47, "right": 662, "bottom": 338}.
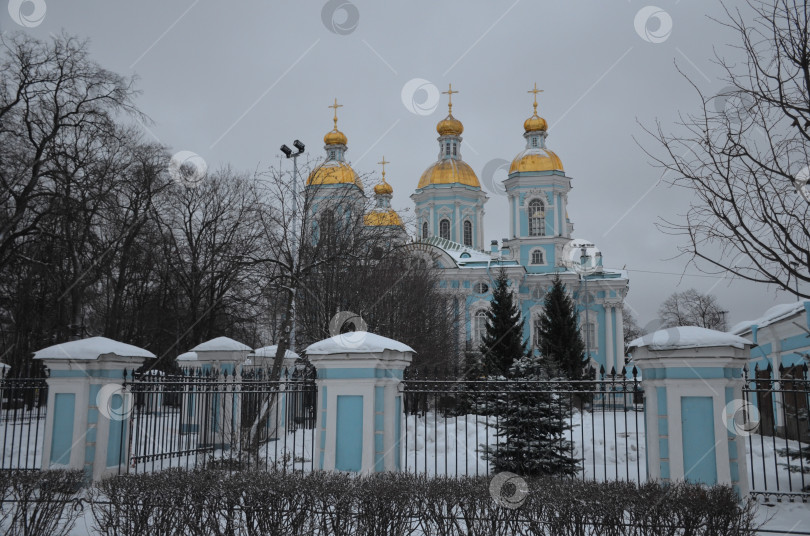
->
{"left": 3, "top": 0, "right": 798, "bottom": 328}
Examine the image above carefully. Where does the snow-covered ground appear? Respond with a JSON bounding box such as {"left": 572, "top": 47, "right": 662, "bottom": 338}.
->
{"left": 402, "top": 408, "right": 647, "bottom": 482}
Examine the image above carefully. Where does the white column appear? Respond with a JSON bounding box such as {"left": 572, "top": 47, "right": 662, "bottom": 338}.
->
{"left": 428, "top": 203, "right": 435, "bottom": 237}
{"left": 615, "top": 303, "right": 624, "bottom": 365}
{"left": 605, "top": 304, "right": 615, "bottom": 374}
{"left": 508, "top": 194, "right": 515, "bottom": 238}
{"left": 454, "top": 202, "right": 460, "bottom": 243}
{"left": 478, "top": 207, "right": 485, "bottom": 249}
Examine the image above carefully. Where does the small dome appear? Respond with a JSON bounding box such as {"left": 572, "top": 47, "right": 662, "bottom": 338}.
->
{"left": 524, "top": 113, "right": 548, "bottom": 133}
{"left": 509, "top": 148, "right": 564, "bottom": 173}
{"left": 307, "top": 160, "right": 363, "bottom": 191}
{"left": 324, "top": 129, "right": 347, "bottom": 146}
{"left": 418, "top": 159, "right": 480, "bottom": 189}
{"left": 374, "top": 180, "right": 393, "bottom": 195}
{"left": 364, "top": 209, "right": 403, "bottom": 227}
{"left": 436, "top": 114, "right": 464, "bottom": 136}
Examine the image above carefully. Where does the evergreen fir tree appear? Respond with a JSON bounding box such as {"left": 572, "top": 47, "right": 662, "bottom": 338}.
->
{"left": 481, "top": 354, "right": 579, "bottom": 476}
{"left": 479, "top": 268, "right": 528, "bottom": 376}
{"left": 537, "top": 275, "right": 589, "bottom": 381}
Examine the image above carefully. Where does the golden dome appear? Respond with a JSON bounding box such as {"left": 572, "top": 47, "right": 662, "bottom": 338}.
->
{"left": 374, "top": 181, "right": 393, "bottom": 195}
{"left": 509, "top": 148, "right": 564, "bottom": 173}
{"left": 324, "top": 129, "right": 347, "bottom": 145}
{"left": 364, "top": 209, "right": 403, "bottom": 227}
{"left": 418, "top": 159, "right": 480, "bottom": 189}
{"left": 524, "top": 113, "right": 548, "bottom": 133}
{"left": 374, "top": 156, "right": 393, "bottom": 195}
{"left": 324, "top": 97, "right": 347, "bottom": 145}
{"left": 307, "top": 160, "right": 364, "bottom": 191}
{"left": 436, "top": 114, "right": 464, "bottom": 136}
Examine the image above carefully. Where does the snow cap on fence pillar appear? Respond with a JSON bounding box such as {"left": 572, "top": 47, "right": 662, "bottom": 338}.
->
{"left": 251, "top": 345, "right": 300, "bottom": 369}
{"left": 187, "top": 336, "right": 252, "bottom": 373}
{"left": 33, "top": 337, "right": 154, "bottom": 481}
{"left": 627, "top": 326, "right": 753, "bottom": 498}
{"left": 306, "top": 331, "right": 414, "bottom": 474}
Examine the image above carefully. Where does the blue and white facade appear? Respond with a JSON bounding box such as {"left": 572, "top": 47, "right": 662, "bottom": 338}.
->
{"left": 405, "top": 94, "right": 630, "bottom": 375}
{"left": 308, "top": 92, "right": 631, "bottom": 374}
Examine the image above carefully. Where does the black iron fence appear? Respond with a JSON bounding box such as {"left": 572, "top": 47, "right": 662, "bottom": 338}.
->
{"left": 401, "top": 367, "right": 645, "bottom": 481}
{"left": 743, "top": 362, "right": 810, "bottom": 500}
{"left": 121, "top": 366, "right": 317, "bottom": 474}
{"left": 0, "top": 367, "right": 48, "bottom": 471}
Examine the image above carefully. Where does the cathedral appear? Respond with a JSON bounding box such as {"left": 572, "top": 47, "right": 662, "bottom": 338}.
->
{"left": 305, "top": 86, "right": 629, "bottom": 376}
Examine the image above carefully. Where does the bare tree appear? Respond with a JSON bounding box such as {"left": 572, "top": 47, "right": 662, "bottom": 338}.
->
{"left": 658, "top": 288, "right": 728, "bottom": 331}
{"left": 645, "top": 0, "right": 810, "bottom": 297}
{"left": 622, "top": 305, "right": 642, "bottom": 354}
{"left": 0, "top": 32, "right": 140, "bottom": 272}
{"left": 156, "top": 168, "right": 265, "bottom": 356}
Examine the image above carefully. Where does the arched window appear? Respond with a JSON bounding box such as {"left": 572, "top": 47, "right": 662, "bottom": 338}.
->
{"left": 463, "top": 220, "right": 472, "bottom": 246}
{"left": 528, "top": 199, "right": 545, "bottom": 236}
{"left": 473, "top": 281, "right": 489, "bottom": 294}
{"left": 452, "top": 143, "right": 457, "bottom": 156}
{"left": 439, "top": 219, "right": 450, "bottom": 240}
{"left": 445, "top": 142, "right": 451, "bottom": 156}
{"left": 422, "top": 221, "right": 428, "bottom": 239}
{"left": 581, "top": 321, "right": 598, "bottom": 352}
{"left": 530, "top": 249, "right": 544, "bottom": 265}
{"left": 532, "top": 287, "right": 545, "bottom": 301}
{"left": 533, "top": 316, "right": 543, "bottom": 349}
{"left": 474, "top": 309, "right": 488, "bottom": 345}
{"left": 531, "top": 137, "right": 538, "bottom": 148}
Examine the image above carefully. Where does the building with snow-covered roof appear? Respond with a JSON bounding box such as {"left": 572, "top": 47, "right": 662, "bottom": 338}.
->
{"left": 729, "top": 300, "right": 810, "bottom": 440}
{"left": 729, "top": 300, "right": 810, "bottom": 373}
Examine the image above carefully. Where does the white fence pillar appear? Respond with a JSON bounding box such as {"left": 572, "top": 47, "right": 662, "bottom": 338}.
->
{"left": 34, "top": 337, "right": 154, "bottom": 481}
{"left": 178, "top": 337, "right": 251, "bottom": 450}
{"left": 307, "top": 332, "right": 413, "bottom": 473}
{"left": 629, "top": 327, "right": 752, "bottom": 497}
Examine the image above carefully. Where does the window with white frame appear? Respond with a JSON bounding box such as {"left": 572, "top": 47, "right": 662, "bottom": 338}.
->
{"left": 463, "top": 220, "right": 472, "bottom": 246}
{"left": 581, "top": 319, "right": 598, "bottom": 352}
{"left": 474, "top": 309, "right": 488, "bottom": 345}
{"left": 422, "top": 221, "right": 428, "bottom": 239}
{"left": 439, "top": 218, "right": 450, "bottom": 240}
{"left": 473, "top": 281, "right": 489, "bottom": 294}
{"left": 530, "top": 248, "right": 545, "bottom": 265}
{"left": 528, "top": 199, "right": 545, "bottom": 236}
{"left": 533, "top": 316, "right": 543, "bottom": 349}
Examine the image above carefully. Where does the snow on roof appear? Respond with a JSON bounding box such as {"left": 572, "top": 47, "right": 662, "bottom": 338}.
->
{"left": 253, "top": 345, "right": 299, "bottom": 360}
{"left": 176, "top": 351, "right": 198, "bottom": 362}
{"left": 190, "top": 337, "right": 252, "bottom": 352}
{"left": 306, "top": 331, "right": 415, "bottom": 355}
{"left": 729, "top": 301, "right": 809, "bottom": 335}
{"left": 628, "top": 326, "right": 752, "bottom": 352}
{"left": 419, "top": 236, "right": 494, "bottom": 265}
{"left": 0, "top": 362, "right": 9, "bottom": 369}
{"left": 33, "top": 337, "right": 156, "bottom": 360}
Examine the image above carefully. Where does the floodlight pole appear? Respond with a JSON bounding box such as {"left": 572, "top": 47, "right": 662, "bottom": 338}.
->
{"left": 281, "top": 141, "right": 305, "bottom": 351}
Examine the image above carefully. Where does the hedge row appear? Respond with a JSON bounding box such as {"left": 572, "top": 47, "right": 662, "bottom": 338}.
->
{"left": 1, "top": 469, "right": 760, "bottom": 536}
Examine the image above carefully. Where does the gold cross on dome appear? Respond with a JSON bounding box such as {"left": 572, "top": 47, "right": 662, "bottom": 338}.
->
{"left": 377, "top": 156, "right": 389, "bottom": 180}
{"left": 528, "top": 83, "right": 544, "bottom": 114}
{"left": 328, "top": 98, "right": 343, "bottom": 129}
{"left": 442, "top": 84, "right": 458, "bottom": 114}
